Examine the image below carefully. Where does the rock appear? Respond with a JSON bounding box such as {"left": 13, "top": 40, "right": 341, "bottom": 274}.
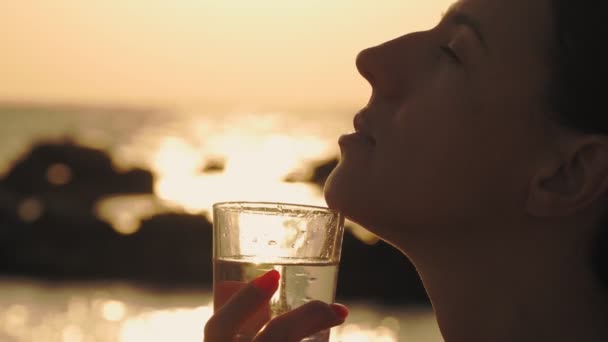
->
{"left": 120, "top": 213, "right": 213, "bottom": 285}
{"left": 310, "top": 158, "right": 339, "bottom": 188}
{"left": 0, "top": 206, "right": 121, "bottom": 279}
{"left": 201, "top": 158, "right": 225, "bottom": 174}
{"left": 284, "top": 158, "right": 339, "bottom": 188}
{"left": 0, "top": 140, "right": 427, "bottom": 301}
{"left": 337, "top": 229, "right": 429, "bottom": 305}
{"left": 1, "top": 140, "right": 153, "bottom": 205}
{"left": 0, "top": 209, "right": 214, "bottom": 289}
{"left": 0, "top": 198, "right": 427, "bottom": 301}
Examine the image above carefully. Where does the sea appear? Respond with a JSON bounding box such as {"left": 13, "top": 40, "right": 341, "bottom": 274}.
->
{"left": 0, "top": 105, "right": 442, "bottom": 341}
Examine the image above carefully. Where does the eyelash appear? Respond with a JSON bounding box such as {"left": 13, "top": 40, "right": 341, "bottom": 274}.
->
{"left": 440, "top": 45, "right": 461, "bottom": 63}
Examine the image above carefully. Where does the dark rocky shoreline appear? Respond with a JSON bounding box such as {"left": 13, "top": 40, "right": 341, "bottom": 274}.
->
{"left": 0, "top": 140, "right": 428, "bottom": 304}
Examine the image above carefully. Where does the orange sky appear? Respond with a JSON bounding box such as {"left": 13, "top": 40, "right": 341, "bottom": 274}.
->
{"left": 1, "top": 0, "right": 452, "bottom": 110}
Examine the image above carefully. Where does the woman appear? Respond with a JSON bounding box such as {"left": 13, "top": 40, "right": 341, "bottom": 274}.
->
{"left": 205, "top": 0, "right": 608, "bottom": 340}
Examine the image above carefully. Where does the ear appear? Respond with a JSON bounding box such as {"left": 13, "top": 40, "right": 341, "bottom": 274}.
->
{"left": 526, "top": 136, "right": 608, "bottom": 218}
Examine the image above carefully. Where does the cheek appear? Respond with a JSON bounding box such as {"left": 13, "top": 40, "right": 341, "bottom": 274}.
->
{"left": 325, "top": 92, "right": 537, "bottom": 233}
{"left": 373, "top": 104, "right": 528, "bottom": 227}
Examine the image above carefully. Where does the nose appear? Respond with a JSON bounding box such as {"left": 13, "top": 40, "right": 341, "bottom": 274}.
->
{"left": 356, "top": 46, "right": 379, "bottom": 87}
{"left": 355, "top": 31, "right": 428, "bottom": 99}
{"left": 356, "top": 39, "right": 405, "bottom": 96}
{"left": 356, "top": 43, "right": 402, "bottom": 98}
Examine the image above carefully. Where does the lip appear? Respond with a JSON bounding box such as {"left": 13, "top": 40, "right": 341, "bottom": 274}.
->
{"left": 352, "top": 112, "right": 376, "bottom": 145}
{"left": 338, "top": 131, "right": 375, "bottom": 147}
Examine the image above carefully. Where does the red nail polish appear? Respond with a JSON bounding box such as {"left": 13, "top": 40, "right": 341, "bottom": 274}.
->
{"left": 329, "top": 303, "right": 349, "bottom": 320}
{"left": 252, "top": 270, "right": 280, "bottom": 295}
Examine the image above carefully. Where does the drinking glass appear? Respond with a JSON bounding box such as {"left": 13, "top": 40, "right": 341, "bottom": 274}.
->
{"left": 213, "top": 202, "right": 345, "bottom": 341}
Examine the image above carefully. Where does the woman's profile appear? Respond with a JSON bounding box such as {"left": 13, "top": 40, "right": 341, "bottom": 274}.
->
{"left": 204, "top": 0, "right": 608, "bottom": 340}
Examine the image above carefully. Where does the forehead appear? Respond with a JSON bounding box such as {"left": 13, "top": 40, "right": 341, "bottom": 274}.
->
{"left": 450, "top": 0, "right": 554, "bottom": 53}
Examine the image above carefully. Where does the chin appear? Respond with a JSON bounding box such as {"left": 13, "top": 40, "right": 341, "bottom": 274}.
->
{"left": 324, "top": 159, "right": 413, "bottom": 250}
{"left": 324, "top": 161, "right": 354, "bottom": 211}
{"left": 324, "top": 160, "right": 377, "bottom": 230}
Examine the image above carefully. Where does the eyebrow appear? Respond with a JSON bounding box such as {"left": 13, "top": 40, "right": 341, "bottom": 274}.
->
{"left": 442, "top": 9, "right": 488, "bottom": 52}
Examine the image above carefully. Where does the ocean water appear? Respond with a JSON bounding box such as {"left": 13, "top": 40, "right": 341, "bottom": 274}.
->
{"left": 0, "top": 106, "right": 347, "bottom": 194}
{"left": 0, "top": 106, "right": 442, "bottom": 341}
{"left": 0, "top": 105, "right": 382, "bottom": 241}
{"left": 1, "top": 106, "right": 344, "bottom": 225}
{"left": 0, "top": 278, "right": 442, "bottom": 342}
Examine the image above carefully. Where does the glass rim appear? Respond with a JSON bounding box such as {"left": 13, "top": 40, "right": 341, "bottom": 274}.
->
{"left": 212, "top": 201, "right": 341, "bottom": 216}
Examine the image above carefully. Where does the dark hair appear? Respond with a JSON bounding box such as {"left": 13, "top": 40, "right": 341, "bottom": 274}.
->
{"left": 549, "top": 1, "right": 607, "bottom": 133}
{"left": 549, "top": 0, "right": 608, "bottom": 286}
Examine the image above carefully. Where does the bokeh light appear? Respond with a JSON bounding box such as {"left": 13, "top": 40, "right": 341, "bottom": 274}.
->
{"left": 101, "top": 301, "right": 127, "bottom": 322}
{"left": 17, "top": 197, "right": 44, "bottom": 223}
{"left": 46, "top": 163, "right": 72, "bottom": 186}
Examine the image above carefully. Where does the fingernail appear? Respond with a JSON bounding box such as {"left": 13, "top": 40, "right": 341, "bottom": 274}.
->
{"left": 329, "top": 303, "right": 349, "bottom": 320}
{"left": 252, "top": 270, "right": 280, "bottom": 295}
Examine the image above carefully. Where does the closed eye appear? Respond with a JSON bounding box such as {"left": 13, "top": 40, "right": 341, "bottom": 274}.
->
{"left": 440, "top": 45, "right": 461, "bottom": 63}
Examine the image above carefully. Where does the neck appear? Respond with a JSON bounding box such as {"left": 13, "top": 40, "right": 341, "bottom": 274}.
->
{"left": 397, "top": 223, "right": 608, "bottom": 342}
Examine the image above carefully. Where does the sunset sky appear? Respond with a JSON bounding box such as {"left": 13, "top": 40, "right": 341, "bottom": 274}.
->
{"left": 1, "top": 0, "right": 453, "bottom": 110}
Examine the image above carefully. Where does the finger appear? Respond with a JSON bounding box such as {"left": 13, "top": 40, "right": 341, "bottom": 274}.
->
{"left": 253, "top": 301, "right": 349, "bottom": 342}
{"left": 204, "top": 270, "right": 280, "bottom": 341}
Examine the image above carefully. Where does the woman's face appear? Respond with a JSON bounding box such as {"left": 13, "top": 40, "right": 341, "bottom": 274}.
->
{"left": 324, "top": 0, "right": 555, "bottom": 244}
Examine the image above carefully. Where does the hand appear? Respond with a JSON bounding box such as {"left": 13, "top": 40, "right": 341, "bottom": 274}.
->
{"left": 204, "top": 270, "right": 349, "bottom": 341}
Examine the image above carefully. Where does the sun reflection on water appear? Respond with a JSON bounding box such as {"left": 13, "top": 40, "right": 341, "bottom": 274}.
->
{"left": 0, "top": 280, "right": 441, "bottom": 342}
{"left": 141, "top": 113, "right": 378, "bottom": 243}
{"left": 119, "top": 303, "right": 400, "bottom": 342}
{"left": 102, "top": 300, "right": 127, "bottom": 322}
{"left": 95, "top": 195, "right": 175, "bottom": 235}
{"left": 152, "top": 131, "right": 330, "bottom": 214}
{"left": 120, "top": 305, "right": 214, "bottom": 342}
